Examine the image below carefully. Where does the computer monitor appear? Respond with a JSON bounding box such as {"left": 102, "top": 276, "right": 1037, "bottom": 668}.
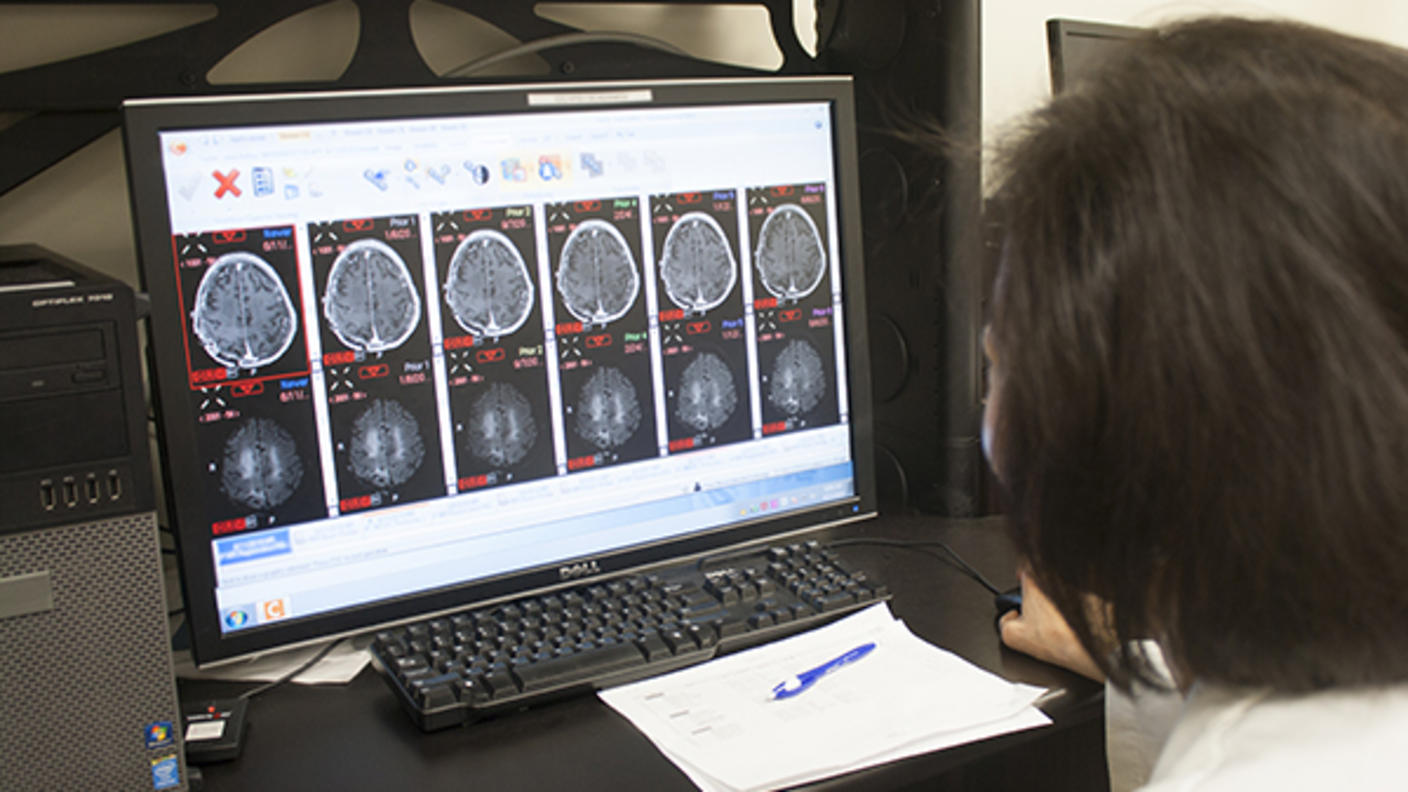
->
{"left": 1046, "top": 19, "right": 1144, "bottom": 94}
{"left": 123, "top": 76, "right": 877, "bottom": 667}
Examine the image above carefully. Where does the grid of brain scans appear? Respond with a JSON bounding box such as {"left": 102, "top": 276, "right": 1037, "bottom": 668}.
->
{"left": 309, "top": 215, "right": 446, "bottom": 514}
{"left": 163, "top": 167, "right": 847, "bottom": 541}
{"left": 545, "top": 196, "right": 660, "bottom": 472}
{"left": 172, "top": 225, "right": 327, "bottom": 535}
{"left": 432, "top": 205, "right": 555, "bottom": 492}
{"left": 747, "top": 183, "right": 840, "bottom": 436}
{"left": 651, "top": 189, "right": 753, "bottom": 454}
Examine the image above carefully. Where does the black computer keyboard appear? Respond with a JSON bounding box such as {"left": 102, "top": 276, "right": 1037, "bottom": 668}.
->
{"left": 370, "top": 540, "right": 890, "bottom": 731}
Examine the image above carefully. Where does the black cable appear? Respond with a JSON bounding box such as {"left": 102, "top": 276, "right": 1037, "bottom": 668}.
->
{"left": 238, "top": 639, "right": 343, "bottom": 701}
{"left": 827, "top": 537, "right": 1004, "bottom": 595}
{"left": 444, "top": 31, "right": 689, "bottom": 78}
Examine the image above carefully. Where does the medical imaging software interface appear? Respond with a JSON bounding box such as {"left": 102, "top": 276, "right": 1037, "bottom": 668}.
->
{"left": 155, "top": 94, "right": 856, "bottom": 635}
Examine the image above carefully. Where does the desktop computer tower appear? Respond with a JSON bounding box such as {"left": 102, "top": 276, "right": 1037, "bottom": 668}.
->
{"left": 0, "top": 245, "right": 187, "bottom": 790}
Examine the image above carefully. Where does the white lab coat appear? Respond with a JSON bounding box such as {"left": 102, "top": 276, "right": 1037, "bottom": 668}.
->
{"left": 1138, "top": 681, "right": 1408, "bottom": 791}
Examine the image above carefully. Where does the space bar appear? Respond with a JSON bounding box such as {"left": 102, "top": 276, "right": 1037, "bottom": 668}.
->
{"left": 511, "top": 642, "right": 648, "bottom": 692}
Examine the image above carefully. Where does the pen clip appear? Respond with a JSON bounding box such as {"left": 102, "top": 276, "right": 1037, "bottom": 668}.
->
{"left": 770, "top": 641, "right": 876, "bottom": 700}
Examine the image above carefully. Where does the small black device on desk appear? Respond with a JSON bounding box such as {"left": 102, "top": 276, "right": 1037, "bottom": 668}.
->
{"left": 182, "top": 698, "right": 249, "bottom": 763}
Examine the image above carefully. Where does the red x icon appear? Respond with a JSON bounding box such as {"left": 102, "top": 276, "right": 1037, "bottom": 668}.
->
{"left": 213, "top": 169, "right": 241, "bottom": 198}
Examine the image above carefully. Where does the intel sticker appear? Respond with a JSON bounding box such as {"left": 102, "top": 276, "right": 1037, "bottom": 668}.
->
{"left": 151, "top": 754, "right": 181, "bottom": 790}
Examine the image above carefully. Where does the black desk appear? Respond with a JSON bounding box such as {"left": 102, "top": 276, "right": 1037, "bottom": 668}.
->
{"left": 182, "top": 514, "right": 1108, "bottom": 791}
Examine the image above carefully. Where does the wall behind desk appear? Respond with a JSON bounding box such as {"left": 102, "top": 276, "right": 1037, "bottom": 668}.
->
{"left": 983, "top": 0, "right": 1408, "bottom": 185}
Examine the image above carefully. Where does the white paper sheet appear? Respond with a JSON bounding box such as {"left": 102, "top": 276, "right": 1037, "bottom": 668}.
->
{"left": 599, "top": 603, "right": 1051, "bottom": 791}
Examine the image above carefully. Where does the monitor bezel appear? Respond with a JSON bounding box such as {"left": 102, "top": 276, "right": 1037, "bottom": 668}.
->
{"left": 123, "top": 75, "right": 877, "bottom": 667}
{"left": 1046, "top": 18, "right": 1144, "bottom": 94}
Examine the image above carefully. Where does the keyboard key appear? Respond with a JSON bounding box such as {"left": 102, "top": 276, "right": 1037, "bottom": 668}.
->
{"left": 511, "top": 640, "right": 646, "bottom": 692}
{"left": 687, "top": 623, "right": 718, "bottom": 649}
{"left": 717, "top": 618, "right": 747, "bottom": 638}
{"left": 411, "top": 673, "right": 460, "bottom": 709}
{"left": 458, "top": 676, "right": 489, "bottom": 704}
{"left": 400, "top": 666, "right": 434, "bottom": 685}
{"left": 814, "top": 591, "right": 856, "bottom": 612}
{"left": 636, "top": 631, "right": 671, "bottom": 660}
{"left": 483, "top": 662, "right": 516, "bottom": 694}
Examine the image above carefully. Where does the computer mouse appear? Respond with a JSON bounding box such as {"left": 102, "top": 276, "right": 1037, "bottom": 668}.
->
{"left": 994, "top": 585, "right": 1023, "bottom": 620}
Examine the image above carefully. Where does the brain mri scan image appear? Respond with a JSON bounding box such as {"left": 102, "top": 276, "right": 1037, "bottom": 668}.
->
{"left": 574, "top": 366, "right": 643, "bottom": 450}
{"left": 675, "top": 352, "right": 738, "bottom": 432}
{"left": 444, "top": 229, "right": 535, "bottom": 338}
{"left": 755, "top": 204, "right": 826, "bottom": 301}
{"left": 323, "top": 238, "right": 422, "bottom": 353}
{"left": 659, "top": 212, "right": 737, "bottom": 312}
{"left": 191, "top": 251, "right": 298, "bottom": 370}
{"left": 347, "top": 398, "right": 426, "bottom": 489}
{"left": 767, "top": 338, "right": 827, "bottom": 416}
{"left": 466, "top": 382, "right": 538, "bottom": 468}
{"left": 219, "top": 417, "right": 304, "bottom": 511}
{"left": 556, "top": 219, "right": 639, "bottom": 325}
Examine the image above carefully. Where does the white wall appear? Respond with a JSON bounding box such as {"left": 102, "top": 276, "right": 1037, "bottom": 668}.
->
{"left": 984, "top": 1, "right": 1408, "bottom": 149}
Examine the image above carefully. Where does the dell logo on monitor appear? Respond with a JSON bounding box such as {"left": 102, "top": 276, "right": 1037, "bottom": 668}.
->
{"left": 558, "top": 560, "right": 602, "bottom": 581}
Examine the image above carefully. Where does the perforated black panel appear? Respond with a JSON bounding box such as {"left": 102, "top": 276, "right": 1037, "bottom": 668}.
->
{"left": 0, "top": 512, "right": 187, "bottom": 791}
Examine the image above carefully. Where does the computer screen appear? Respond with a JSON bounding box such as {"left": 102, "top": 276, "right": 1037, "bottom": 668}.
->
{"left": 1046, "top": 19, "right": 1144, "bottom": 94}
{"left": 123, "top": 76, "right": 876, "bottom": 666}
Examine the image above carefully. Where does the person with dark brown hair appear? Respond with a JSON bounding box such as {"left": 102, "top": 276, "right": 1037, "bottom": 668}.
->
{"left": 983, "top": 16, "right": 1408, "bottom": 789}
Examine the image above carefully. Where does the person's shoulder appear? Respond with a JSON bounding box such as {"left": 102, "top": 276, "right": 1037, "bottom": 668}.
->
{"left": 1139, "top": 683, "right": 1408, "bottom": 791}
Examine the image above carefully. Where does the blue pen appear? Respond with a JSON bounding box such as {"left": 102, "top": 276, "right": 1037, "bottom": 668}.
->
{"left": 770, "top": 642, "right": 876, "bottom": 700}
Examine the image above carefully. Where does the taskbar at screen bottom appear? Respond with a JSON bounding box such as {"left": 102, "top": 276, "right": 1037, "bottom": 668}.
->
{"left": 214, "top": 461, "right": 856, "bottom": 634}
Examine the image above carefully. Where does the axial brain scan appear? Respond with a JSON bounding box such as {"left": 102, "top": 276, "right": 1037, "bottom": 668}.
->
{"left": 323, "top": 238, "right": 422, "bottom": 353}
{"left": 574, "top": 366, "right": 643, "bottom": 450}
{"left": 557, "top": 219, "right": 639, "bottom": 325}
{"left": 467, "top": 382, "right": 538, "bottom": 468}
{"left": 191, "top": 251, "right": 298, "bottom": 370}
{"left": 767, "top": 338, "right": 827, "bottom": 416}
{"left": 348, "top": 398, "right": 426, "bottom": 489}
{"left": 659, "top": 212, "right": 737, "bottom": 312}
{"left": 219, "top": 417, "right": 304, "bottom": 511}
{"left": 755, "top": 204, "right": 826, "bottom": 301}
{"left": 675, "top": 351, "right": 738, "bottom": 432}
{"left": 444, "top": 229, "right": 535, "bottom": 338}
